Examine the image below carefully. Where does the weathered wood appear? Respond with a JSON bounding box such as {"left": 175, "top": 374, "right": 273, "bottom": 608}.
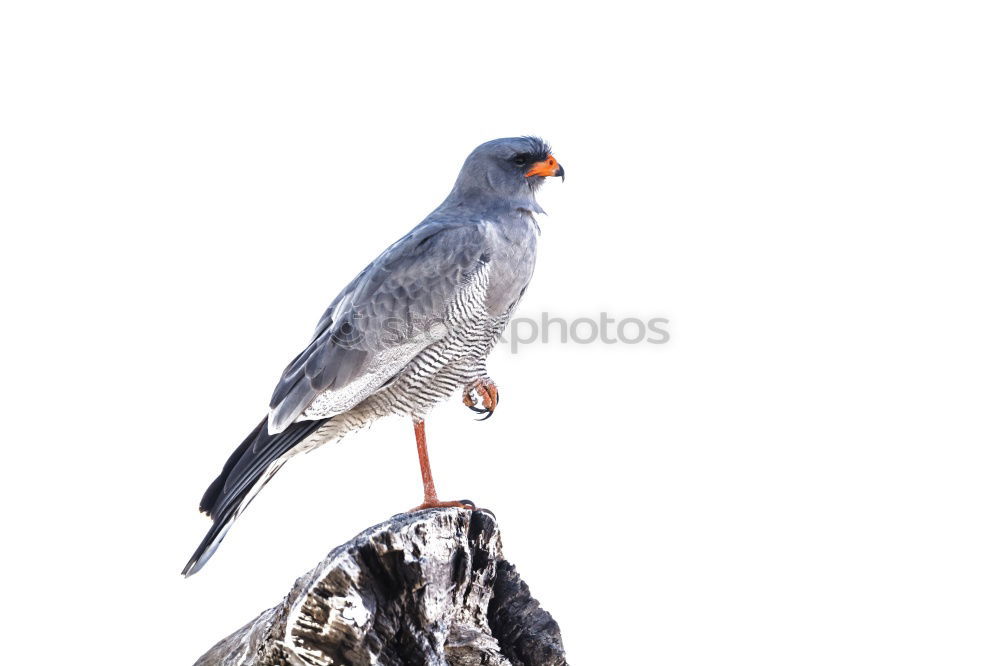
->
{"left": 194, "top": 509, "right": 567, "bottom": 666}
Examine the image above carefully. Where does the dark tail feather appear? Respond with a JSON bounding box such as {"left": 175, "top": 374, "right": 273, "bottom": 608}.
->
{"left": 182, "top": 507, "right": 239, "bottom": 577}
{"left": 199, "top": 419, "right": 265, "bottom": 517}
{"left": 183, "top": 417, "right": 330, "bottom": 576}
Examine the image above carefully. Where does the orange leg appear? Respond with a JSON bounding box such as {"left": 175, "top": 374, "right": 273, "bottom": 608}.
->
{"left": 409, "top": 420, "right": 475, "bottom": 512}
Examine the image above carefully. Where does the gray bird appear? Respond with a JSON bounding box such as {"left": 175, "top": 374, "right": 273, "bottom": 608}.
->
{"left": 183, "top": 137, "right": 564, "bottom": 576}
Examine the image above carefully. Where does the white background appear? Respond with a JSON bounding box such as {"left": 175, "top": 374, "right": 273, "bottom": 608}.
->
{"left": 2, "top": 2, "right": 998, "bottom": 664}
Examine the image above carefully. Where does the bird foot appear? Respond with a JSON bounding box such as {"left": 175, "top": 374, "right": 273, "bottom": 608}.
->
{"left": 463, "top": 378, "right": 499, "bottom": 420}
{"left": 409, "top": 498, "right": 476, "bottom": 512}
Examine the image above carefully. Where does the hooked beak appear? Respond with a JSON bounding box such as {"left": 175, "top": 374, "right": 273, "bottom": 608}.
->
{"left": 525, "top": 155, "right": 565, "bottom": 182}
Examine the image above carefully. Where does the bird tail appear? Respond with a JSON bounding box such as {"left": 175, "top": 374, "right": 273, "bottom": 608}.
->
{"left": 182, "top": 417, "right": 331, "bottom": 576}
{"left": 181, "top": 509, "right": 239, "bottom": 578}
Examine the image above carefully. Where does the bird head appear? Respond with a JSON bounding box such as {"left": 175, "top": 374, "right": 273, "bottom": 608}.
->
{"left": 447, "top": 136, "right": 564, "bottom": 212}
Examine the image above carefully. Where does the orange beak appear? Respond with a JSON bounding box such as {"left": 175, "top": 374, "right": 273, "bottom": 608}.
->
{"left": 525, "top": 154, "right": 565, "bottom": 180}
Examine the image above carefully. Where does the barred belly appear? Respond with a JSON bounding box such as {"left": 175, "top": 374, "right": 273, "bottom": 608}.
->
{"left": 363, "top": 261, "right": 509, "bottom": 419}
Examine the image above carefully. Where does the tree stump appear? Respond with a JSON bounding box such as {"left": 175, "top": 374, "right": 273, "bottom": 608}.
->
{"left": 194, "top": 508, "right": 568, "bottom": 666}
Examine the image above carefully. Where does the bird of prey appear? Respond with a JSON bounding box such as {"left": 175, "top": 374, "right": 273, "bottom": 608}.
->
{"left": 183, "top": 137, "right": 564, "bottom": 576}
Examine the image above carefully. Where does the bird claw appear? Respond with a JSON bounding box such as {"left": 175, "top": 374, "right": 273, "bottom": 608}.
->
{"left": 463, "top": 379, "right": 499, "bottom": 420}
{"left": 409, "top": 498, "right": 476, "bottom": 512}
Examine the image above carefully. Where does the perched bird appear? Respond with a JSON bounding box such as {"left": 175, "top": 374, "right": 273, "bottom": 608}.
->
{"left": 183, "top": 137, "right": 563, "bottom": 576}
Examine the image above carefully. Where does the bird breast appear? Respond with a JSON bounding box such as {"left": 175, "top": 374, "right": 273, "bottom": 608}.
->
{"left": 482, "top": 214, "right": 539, "bottom": 316}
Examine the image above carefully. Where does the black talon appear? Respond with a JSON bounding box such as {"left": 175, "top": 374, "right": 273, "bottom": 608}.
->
{"left": 468, "top": 404, "right": 489, "bottom": 414}
{"left": 477, "top": 408, "right": 494, "bottom": 421}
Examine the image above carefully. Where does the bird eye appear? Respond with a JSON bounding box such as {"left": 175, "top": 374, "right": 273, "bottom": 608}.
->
{"left": 512, "top": 154, "right": 527, "bottom": 167}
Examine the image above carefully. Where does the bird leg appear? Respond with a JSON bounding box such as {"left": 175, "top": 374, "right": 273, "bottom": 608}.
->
{"left": 409, "top": 420, "right": 475, "bottom": 512}
{"left": 462, "top": 377, "right": 499, "bottom": 420}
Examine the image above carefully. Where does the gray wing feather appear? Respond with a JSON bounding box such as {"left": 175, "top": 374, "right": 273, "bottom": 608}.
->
{"left": 267, "top": 219, "right": 489, "bottom": 433}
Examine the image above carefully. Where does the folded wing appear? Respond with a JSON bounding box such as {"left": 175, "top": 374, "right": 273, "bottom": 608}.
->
{"left": 268, "top": 220, "right": 489, "bottom": 434}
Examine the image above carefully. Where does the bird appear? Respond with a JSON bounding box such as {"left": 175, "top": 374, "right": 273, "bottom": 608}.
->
{"left": 182, "top": 136, "right": 564, "bottom": 576}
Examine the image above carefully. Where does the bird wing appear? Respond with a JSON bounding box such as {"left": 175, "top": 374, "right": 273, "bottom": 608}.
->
{"left": 267, "top": 219, "right": 490, "bottom": 434}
